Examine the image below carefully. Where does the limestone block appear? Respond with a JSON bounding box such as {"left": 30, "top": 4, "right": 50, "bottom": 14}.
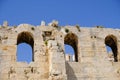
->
{"left": 82, "top": 51, "right": 95, "bottom": 57}
{"left": 0, "top": 45, "right": 16, "bottom": 56}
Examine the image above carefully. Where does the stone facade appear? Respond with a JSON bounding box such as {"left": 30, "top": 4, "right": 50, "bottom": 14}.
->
{"left": 0, "top": 21, "right": 120, "bottom": 80}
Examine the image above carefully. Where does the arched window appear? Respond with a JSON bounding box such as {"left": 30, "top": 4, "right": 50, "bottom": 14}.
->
{"left": 64, "top": 33, "right": 78, "bottom": 62}
{"left": 105, "top": 35, "right": 118, "bottom": 62}
{"left": 17, "top": 31, "right": 34, "bottom": 63}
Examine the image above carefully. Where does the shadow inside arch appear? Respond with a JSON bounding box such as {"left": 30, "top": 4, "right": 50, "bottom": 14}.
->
{"left": 66, "top": 62, "right": 77, "bottom": 80}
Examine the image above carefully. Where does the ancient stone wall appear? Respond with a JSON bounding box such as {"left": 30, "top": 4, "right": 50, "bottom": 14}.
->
{"left": 0, "top": 21, "right": 120, "bottom": 80}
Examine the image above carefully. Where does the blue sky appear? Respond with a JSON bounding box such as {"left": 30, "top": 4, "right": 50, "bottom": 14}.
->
{"left": 0, "top": 0, "right": 120, "bottom": 63}
{"left": 0, "top": 0, "right": 120, "bottom": 28}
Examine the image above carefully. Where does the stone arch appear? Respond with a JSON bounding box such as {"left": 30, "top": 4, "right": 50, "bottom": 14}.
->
{"left": 64, "top": 33, "right": 78, "bottom": 62}
{"left": 17, "top": 31, "right": 34, "bottom": 61}
{"left": 105, "top": 34, "right": 118, "bottom": 62}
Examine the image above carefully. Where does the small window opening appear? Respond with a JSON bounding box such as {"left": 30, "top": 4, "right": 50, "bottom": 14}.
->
{"left": 44, "top": 31, "right": 52, "bottom": 36}
{"left": 105, "top": 35, "right": 118, "bottom": 62}
{"left": 42, "top": 31, "right": 52, "bottom": 41}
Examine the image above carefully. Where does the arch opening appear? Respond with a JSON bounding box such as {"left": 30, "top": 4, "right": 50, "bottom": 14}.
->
{"left": 17, "top": 31, "right": 34, "bottom": 63}
{"left": 64, "top": 33, "right": 78, "bottom": 62}
{"left": 17, "top": 43, "right": 32, "bottom": 63}
{"left": 64, "top": 44, "right": 75, "bottom": 61}
{"left": 105, "top": 35, "right": 118, "bottom": 62}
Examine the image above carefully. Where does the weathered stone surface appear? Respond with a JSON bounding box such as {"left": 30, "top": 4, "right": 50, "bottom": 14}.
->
{"left": 0, "top": 22, "right": 120, "bottom": 80}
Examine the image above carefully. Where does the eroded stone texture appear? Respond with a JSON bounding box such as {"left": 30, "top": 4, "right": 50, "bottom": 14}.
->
{"left": 0, "top": 21, "right": 120, "bottom": 80}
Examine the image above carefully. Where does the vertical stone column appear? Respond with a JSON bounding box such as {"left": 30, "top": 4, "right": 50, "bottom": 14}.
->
{"left": 48, "top": 40, "right": 67, "bottom": 80}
